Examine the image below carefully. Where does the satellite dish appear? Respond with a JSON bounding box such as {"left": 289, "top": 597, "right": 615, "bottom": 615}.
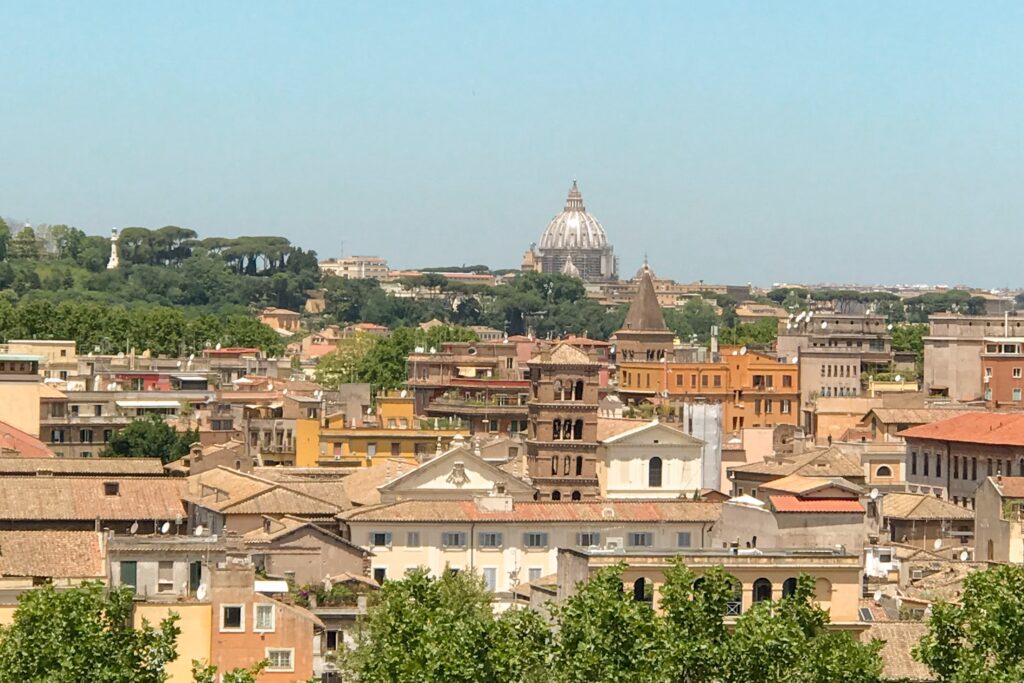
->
{"left": 791, "top": 357, "right": 799, "bottom": 364}
{"left": 887, "top": 324, "right": 894, "bottom": 330}
{"left": 873, "top": 589, "right": 882, "bottom": 603}
{"left": 786, "top": 323, "right": 792, "bottom": 330}
{"left": 894, "top": 375, "right": 903, "bottom": 383}
{"left": 869, "top": 488, "right": 879, "bottom": 500}
{"left": 189, "top": 354, "right": 195, "bottom": 361}
{"left": 959, "top": 550, "right": 970, "bottom": 561}
{"left": 176, "top": 361, "right": 182, "bottom": 368}
{"left": 429, "top": 347, "right": 436, "bottom": 354}
{"left": 739, "top": 346, "right": 747, "bottom": 356}
{"left": 160, "top": 521, "right": 171, "bottom": 534}
{"left": 795, "top": 312, "right": 805, "bottom": 323}
{"left": 821, "top": 321, "right": 828, "bottom": 329}
{"left": 194, "top": 525, "right": 205, "bottom": 537}
{"left": 215, "top": 342, "right": 222, "bottom": 350}
{"left": 196, "top": 583, "right": 208, "bottom": 601}
{"left": 129, "top": 521, "right": 139, "bottom": 535}
{"left": 399, "top": 389, "right": 407, "bottom": 398}
{"left": 933, "top": 538, "right": 943, "bottom": 550}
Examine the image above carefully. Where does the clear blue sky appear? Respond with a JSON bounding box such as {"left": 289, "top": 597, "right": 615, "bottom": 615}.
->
{"left": 2, "top": 2, "right": 1023, "bottom": 287}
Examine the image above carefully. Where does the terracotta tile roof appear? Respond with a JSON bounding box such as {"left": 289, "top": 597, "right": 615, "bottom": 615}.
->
{"left": 186, "top": 467, "right": 344, "bottom": 515}
{"left": 865, "top": 407, "right": 981, "bottom": 426}
{"left": 596, "top": 418, "right": 649, "bottom": 441}
{"left": 898, "top": 412, "right": 1024, "bottom": 446}
{"left": 0, "top": 477, "right": 186, "bottom": 520}
{"left": 761, "top": 474, "right": 864, "bottom": 496}
{"left": 768, "top": 495, "right": 864, "bottom": 513}
{"left": 861, "top": 622, "right": 934, "bottom": 681}
{"left": 275, "top": 481, "right": 351, "bottom": 510}
{"left": 340, "top": 500, "right": 721, "bottom": 523}
{"left": 0, "top": 420, "right": 54, "bottom": 458}
{"left": 0, "top": 530, "right": 105, "bottom": 579}
{"left": 0, "top": 457, "right": 164, "bottom": 475}
{"left": 222, "top": 488, "right": 341, "bottom": 516}
{"left": 341, "top": 459, "right": 418, "bottom": 507}
{"left": 990, "top": 476, "right": 1024, "bottom": 498}
{"left": 881, "top": 493, "right": 975, "bottom": 521}
{"left": 728, "top": 447, "right": 863, "bottom": 479}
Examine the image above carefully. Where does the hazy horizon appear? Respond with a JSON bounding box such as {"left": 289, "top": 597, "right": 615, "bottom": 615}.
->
{"left": 2, "top": 2, "right": 1023, "bottom": 288}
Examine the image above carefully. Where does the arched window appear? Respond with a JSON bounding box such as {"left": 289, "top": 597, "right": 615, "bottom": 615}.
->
{"left": 753, "top": 578, "right": 772, "bottom": 603}
{"left": 1018, "top": 458, "right": 1024, "bottom": 477}
{"left": 550, "top": 456, "right": 558, "bottom": 475}
{"left": 725, "top": 575, "right": 742, "bottom": 615}
{"left": 553, "top": 380, "right": 563, "bottom": 401}
{"left": 571, "top": 490, "right": 582, "bottom": 501}
{"left": 551, "top": 490, "right": 561, "bottom": 501}
{"left": 633, "top": 577, "right": 653, "bottom": 603}
{"left": 552, "top": 419, "right": 561, "bottom": 441}
{"left": 575, "top": 456, "right": 583, "bottom": 476}
{"left": 782, "top": 577, "right": 798, "bottom": 598}
{"left": 875, "top": 465, "right": 892, "bottom": 478}
{"left": 573, "top": 419, "right": 583, "bottom": 440}
{"left": 574, "top": 380, "right": 584, "bottom": 400}
{"left": 563, "top": 420, "right": 573, "bottom": 440}
{"left": 649, "top": 457, "right": 663, "bottom": 488}
{"left": 563, "top": 455, "right": 570, "bottom": 475}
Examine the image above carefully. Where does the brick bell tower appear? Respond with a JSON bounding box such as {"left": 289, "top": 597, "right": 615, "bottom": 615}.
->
{"left": 526, "top": 343, "right": 601, "bottom": 500}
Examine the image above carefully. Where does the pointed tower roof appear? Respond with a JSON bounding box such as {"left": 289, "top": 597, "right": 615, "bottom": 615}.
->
{"left": 565, "top": 180, "right": 584, "bottom": 211}
{"left": 621, "top": 262, "right": 667, "bottom": 331}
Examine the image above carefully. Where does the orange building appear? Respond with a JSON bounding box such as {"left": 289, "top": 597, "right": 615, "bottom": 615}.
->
{"left": 981, "top": 337, "right": 1024, "bottom": 407}
{"left": 618, "top": 348, "right": 799, "bottom": 432}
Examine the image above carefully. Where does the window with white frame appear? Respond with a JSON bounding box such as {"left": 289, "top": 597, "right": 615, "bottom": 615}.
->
{"left": 528, "top": 567, "right": 542, "bottom": 582}
{"left": 478, "top": 532, "right": 503, "bottom": 549}
{"left": 577, "top": 531, "right": 600, "bottom": 547}
{"left": 1014, "top": 368, "right": 1022, "bottom": 379}
{"left": 677, "top": 532, "right": 692, "bottom": 548}
{"left": 523, "top": 532, "right": 548, "bottom": 549}
{"left": 482, "top": 567, "right": 497, "bottom": 592}
{"left": 1015, "top": 388, "right": 1023, "bottom": 402}
{"left": 266, "top": 648, "right": 294, "bottom": 672}
{"left": 157, "top": 561, "right": 174, "bottom": 592}
{"left": 406, "top": 531, "right": 420, "bottom": 547}
{"left": 254, "top": 603, "right": 275, "bottom": 632}
{"left": 220, "top": 604, "right": 244, "bottom": 632}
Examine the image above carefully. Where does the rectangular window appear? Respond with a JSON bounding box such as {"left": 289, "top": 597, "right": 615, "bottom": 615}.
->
{"left": 478, "top": 532, "right": 503, "bottom": 549}
{"left": 628, "top": 532, "right": 653, "bottom": 547}
{"left": 911, "top": 452, "right": 917, "bottom": 476}
{"left": 390, "top": 442, "right": 400, "bottom": 456}
{"left": 713, "top": 375, "right": 722, "bottom": 387}
{"left": 407, "top": 531, "right": 420, "bottom": 547}
{"left": 577, "top": 532, "right": 600, "bottom": 547}
{"left": 523, "top": 532, "right": 549, "bottom": 549}
{"left": 754, "top": 399, "right": 762, "bottom": 415}
{"left": 677, "top": 532, "right": 692, "bottom": 548}
{"left": 764, "top": 399, "right": 773, "bottom": 414}
{"left": 157, "top": 560, "right": 174, "bottom": 593}
{"left": 370, "top": 531, "right": 392, "bottom": 548}
{"left": 367, "top": 442, "right": 377, "bottom": 458}
{"left": 783, "top": 375, "right": 792, "bottom": 388}
{"left": 326, "top": 630, "right": 340, "bottom": 651}
{"left": 972, "top": 457, "right": 978, "bottom": 480}
{"left": 266, "top": 648, "right": 293, "bottom": 672}
{"left": 936, "top": 455, "right": 942, "bottom": 478}
{"left": 923, "top": 454, "right": 929, "bottom": 477}
{"left": 701, "top": 375, "right": 709, "bottom": 387}
{"left": 120, "top": 561, "right": 137, "bottom": 590}
{"left": 1015, "top": 388, "right": 1023, "bottom": 401}
{"left": 482, "top": 567, "right": 497, "bottom": 592}
{"left": 691, "top": 374, "right": 697, "bottom": 388}
{"left": 254, "top": 604, "right": 275, "bottom": 632}
{"left": 373, "top": 567, "right": 387, "bottom": 584}
{"left": 221, "top": 605, "right": 244, "bottom": 632}
{"left": 51, "top": 429, "right": 65, "bottom": 443}
{"left": 528, "top": 567, "right": 542, "bottom": 582}
{"left": 1014, "top": 368, "right": 1022, "bottom": 379}
{"left": 676, "top": 374, "right": 683, "bottom": 387}
{"left": 79, "top": 429, "right": 93, "bottom": 443}
{"left": 780, "top": 400, "right": 791, "bottom": 414}
{"left": 442, "top": 532, "right": 467, "bottom": 548}
{"left": 986, "top": 388, "right": 993, "bottom": 401}
{"left": 953, "top": 456, "right": 959, "bottom": 479}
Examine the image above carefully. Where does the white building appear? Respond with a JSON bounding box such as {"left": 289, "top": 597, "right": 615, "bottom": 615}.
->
{"left": 598, "top": 420, "right": 705, "bottom": 499}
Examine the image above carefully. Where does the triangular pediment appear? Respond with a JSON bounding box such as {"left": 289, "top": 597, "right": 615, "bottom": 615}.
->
{"left": 378, "top": 446, "right": 536, "bottom": 502}
{"left": 600, "top": 420, "right": 705, "bottom": 447}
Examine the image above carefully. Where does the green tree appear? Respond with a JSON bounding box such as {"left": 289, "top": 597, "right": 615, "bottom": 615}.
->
{"left": 8, "top": 226, "right": 40, "bottom": 260}
{"left": 0, "top": 582, "right": 180, "bottom": 683}
{"left": 191, "top": 660, "right": 267, "bottom": 683}
{"left": 550, "top": 564, "right": 659, "bottom": 683}
{"left": 0, "top": 217, "right": 11, "bottom": 261}
{"left": 101, "top": 414, "right": 198, "bottom": 463}
{"left": 915, "top": 563, "right": 1024, "bottom": 681}
{"left": 657, "top": 562, "right": 733, "bottom": 682}
{"left": 718, "top": 318, "right": 778, "bottom": 348}
{"left": 314, "top": 332, "right": 376, "bottom": 388}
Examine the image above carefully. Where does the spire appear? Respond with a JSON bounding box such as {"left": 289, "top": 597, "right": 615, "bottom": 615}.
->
{"left": 622, "top": 263, "right": 667, "bottom": 331}
{"left": 564, "top": 180, "right": 584, "bottom": 211}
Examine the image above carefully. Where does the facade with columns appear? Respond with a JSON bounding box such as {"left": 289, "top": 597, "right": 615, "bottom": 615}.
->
{"left": 522, "top": 181, "right": 617, "bottom": 282}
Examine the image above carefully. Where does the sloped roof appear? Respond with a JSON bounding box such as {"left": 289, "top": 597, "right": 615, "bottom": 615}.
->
{"left": 340, "top": 500, "right": 721, "bottom": 523}
{"left": 600, "top": 419, "right": 703, "bottom": 446}
{"left": 186, "top": 467, "right": 344, "bottom": 515}
{"left": 861, "top": 622, "right": 934, "bottom": 681}
{"left": 621, "top": 266, "right": 667, "bottom": 332}
{"left": 341, "top": 458, "right": 419, "bottom": 506}
{"left": 0, "top": 530, "right": 105, "bottom": 578}
{"left": 278, "top": 481, "right": 352, "bottom": 510}
{"left": 899, "top": 413, "right": 1024, "bottom": 447}
{"left": 0, "top": 477, "right": 186, "bottom": 520}
{"left": 769, "top": 496, "right": 864, "bottom": 513}
{"left": 377, "top": 446, "right": 535, "bottom": 497}
{"left": 864, "top": 407, "right": 980, "bottom": 426}
{"left": 0, "top": 456, "right": 164, "bottom": 475}
{"left": 729, "top": 447, "right": 863, "bottom": 479}
{"left": 0, "top": 420, "right": 54, "bottom": 458}
{"left": 596, "top": 418, "right": 650, "bottom": 441}
{"left": 992, "top": 476, "right": 1024, "bottom": 498}
{"left": 881, "top": 493, "right": 975, "bottom": 521}
{"left": 761, "top": 474, "right": 864, "bottom": 496}
{"left": 528, "top": 342, "right": 597, "bottom": 366}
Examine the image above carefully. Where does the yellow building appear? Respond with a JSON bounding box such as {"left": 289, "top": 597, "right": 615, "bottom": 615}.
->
{"left": 295, "top": 393, "right": 468, "bottom": 467}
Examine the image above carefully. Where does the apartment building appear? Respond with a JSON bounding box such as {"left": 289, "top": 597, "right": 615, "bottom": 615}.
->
{"left": 924, "top": 313, "right": 1024, "bottom": 400}
{"left": 319, "top": 255, "right": 389, "bottom": 280}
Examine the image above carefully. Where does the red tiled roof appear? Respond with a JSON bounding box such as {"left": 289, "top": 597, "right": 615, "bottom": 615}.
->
{"left": 340, "top": 500, "right": 721, "bottom": 523}
{"left": 898, "top": 413, "right": 1024, "bottom": 447}
{"left": 769, "top": 495, "right": 864, "bottom": 513}
{"left": 0, "top": 420, "right": 54, "bottom": 458}
{"left": 992, "top": 476, "right": 1024, "bottom": 498}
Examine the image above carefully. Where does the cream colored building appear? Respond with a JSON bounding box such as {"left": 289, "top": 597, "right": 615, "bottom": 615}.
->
{"left": 598, "top": 420, "right": 705, "bottom": 499}
{"left": 975, "top": 475, "right": 1024, "bottom": 562}
{"left": 2, "top": 340, "right": 78, "bottom": 381}
{"left": 340, "top": 497, "right": 721, "bottom": 606}
{"left": 376, "top": 443, "right": 537, "bottom": 503}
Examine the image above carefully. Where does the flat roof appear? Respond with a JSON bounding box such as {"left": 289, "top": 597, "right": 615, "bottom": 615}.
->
{"left": 115, "top": 400, "right": 182, "bottom": 409}
{"left": 0, "top": 354, "right": 44, "bottom": 362}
